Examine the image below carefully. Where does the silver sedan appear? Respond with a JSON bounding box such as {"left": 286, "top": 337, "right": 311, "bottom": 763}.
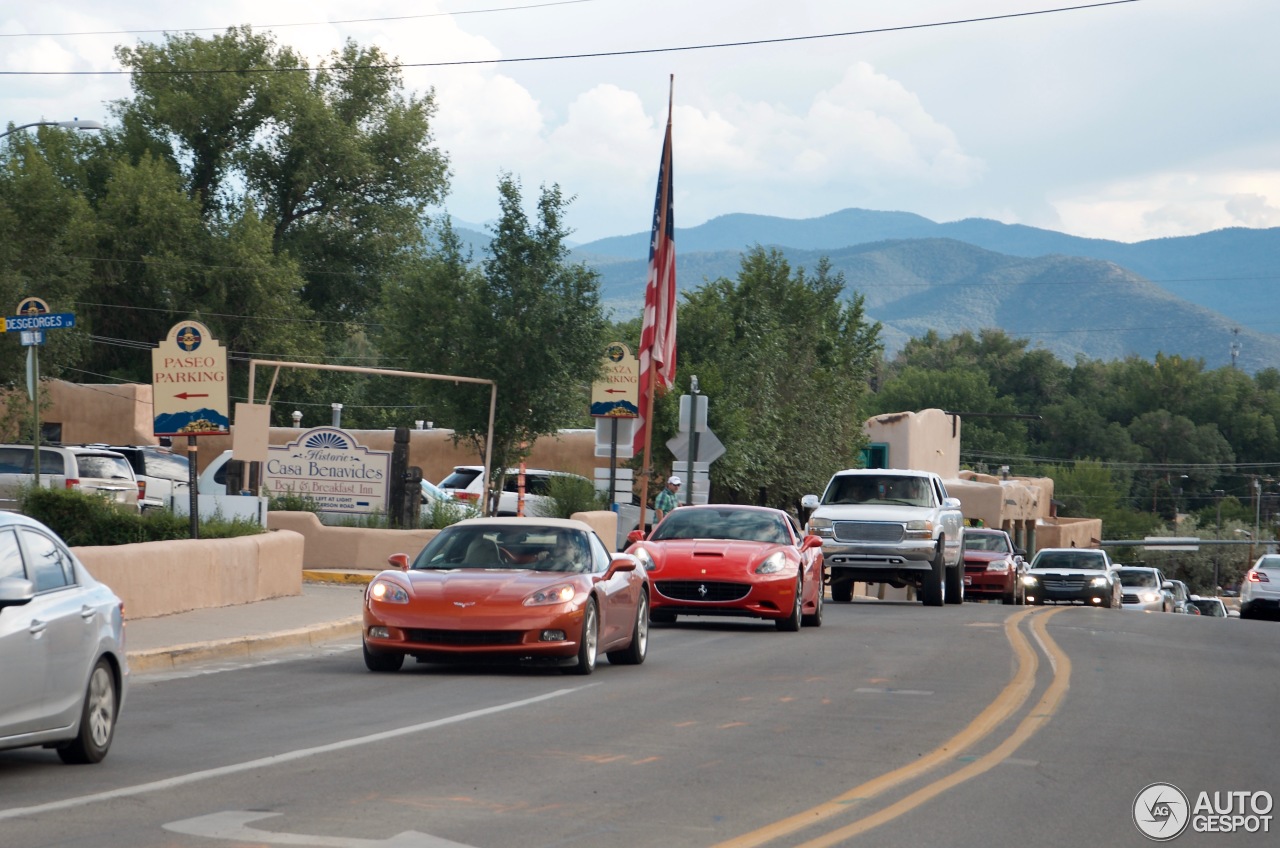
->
{"left": 0, "top": 512, "right": 128, "bottom": 764}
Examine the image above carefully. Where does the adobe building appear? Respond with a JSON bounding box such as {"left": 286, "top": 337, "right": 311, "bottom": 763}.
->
{"left": 862, "top": 407, "right": 1101, "bottom": 551}
{"left": 29, "top": 381, "right": 1099, "bottom": 551}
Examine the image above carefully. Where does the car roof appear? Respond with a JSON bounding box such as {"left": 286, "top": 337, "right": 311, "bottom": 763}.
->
{"left": 966, "top": 528, "right": 1006, "bottom": 535}
{"left": 831, "top": 468, "right": 930, "bottom": 477}
{"left": 450, "top": 516, "right": 596, "bottom": 533}
{"left": 668, "top": 503, "right": 791, "bottom": 517}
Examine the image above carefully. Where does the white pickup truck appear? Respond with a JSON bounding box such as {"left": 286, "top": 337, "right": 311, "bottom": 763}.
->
{"left": 801, "top": 468, "right": 965, "bottom": 606}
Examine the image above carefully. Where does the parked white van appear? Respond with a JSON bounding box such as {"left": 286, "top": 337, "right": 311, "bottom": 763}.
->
{"left": 0, "top": 444, "right": 140, "bottom": 513}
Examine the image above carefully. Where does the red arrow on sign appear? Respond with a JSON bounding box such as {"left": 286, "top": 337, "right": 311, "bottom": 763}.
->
{"left": 175, "top": 392, "right": 210, "bottom": 399}
{"left": 605, "top": 389, "right": 629, "bottom": 394}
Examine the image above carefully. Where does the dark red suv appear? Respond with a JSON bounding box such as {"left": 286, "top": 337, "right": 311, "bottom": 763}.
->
{"left": 962, "top": 528, "right": 1027, "bottom": 604}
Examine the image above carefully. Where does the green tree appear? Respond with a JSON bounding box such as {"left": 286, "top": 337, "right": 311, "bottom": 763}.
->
{"left": 377, "top": 177, "right": 607, "bottom": 512}
{"left": 675, "top": 247, "right": 880, "bottom": 508}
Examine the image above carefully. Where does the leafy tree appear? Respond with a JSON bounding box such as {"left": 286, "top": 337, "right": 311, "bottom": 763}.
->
{"left": 675, "top": 247, "right": 880, "bottom": 508}
{"left": 0, "top": 130, "right": 98, "bottom": 385}
{"left": 377, "top": 176, "right": 607, "bottom": 512}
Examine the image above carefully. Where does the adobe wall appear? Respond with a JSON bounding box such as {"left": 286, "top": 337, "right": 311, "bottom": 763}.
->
{"left": 36, "top": 381, "right": 156, "bottom": 446}
{"left": 73, "top": 529, "right": 304, "bottom": 619}
{"left": 865, "top": 408, "right": 960, "bottom": 477}
{"left": 1034, "top": 517, "right": 1103, "bottom": 549}
{"left": 270, "top": 508, "right": 622, "bottom": 570}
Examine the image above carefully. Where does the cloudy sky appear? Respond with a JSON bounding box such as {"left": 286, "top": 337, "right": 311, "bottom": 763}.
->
{"left": 2, "top": 0, "right": 1276, "bottom": 245}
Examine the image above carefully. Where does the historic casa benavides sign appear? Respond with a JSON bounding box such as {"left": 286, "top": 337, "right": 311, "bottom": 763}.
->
{"left": 264, "top": 428, "right": 390, "bottom": 515}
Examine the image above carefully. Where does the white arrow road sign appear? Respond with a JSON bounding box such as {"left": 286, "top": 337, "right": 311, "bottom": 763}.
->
{"left": 165, "top": 811, "right": 477, "bottom": 848}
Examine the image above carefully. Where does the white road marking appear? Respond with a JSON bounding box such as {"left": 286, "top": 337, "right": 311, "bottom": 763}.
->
{"left": 165, "top": 810, "right": 476, "bottom": 848}
{"left": 0, "top": 688, "right": 590, "bottom": 822}
{"left": 854, "top": 687, "right": 934, "bottom": 695}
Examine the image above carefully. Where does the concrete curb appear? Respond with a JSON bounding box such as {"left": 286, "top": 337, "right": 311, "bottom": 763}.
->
{"left": 304, "top": 570, "right": 375, "bottom": 585}
{"left": 127, "top": 617, "right": 363, "bottom": 674}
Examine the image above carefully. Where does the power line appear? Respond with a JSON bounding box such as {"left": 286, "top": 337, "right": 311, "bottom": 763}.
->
{"left": 0, "top": 2, "right": 1142, "bottom": 76}
{"left": 0, "top": 0, "right": 600, "bottom": 38}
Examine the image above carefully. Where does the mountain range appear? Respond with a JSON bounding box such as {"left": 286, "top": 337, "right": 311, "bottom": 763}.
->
{"left": 450, "top": 209, "right": 1280, "bottom": 372}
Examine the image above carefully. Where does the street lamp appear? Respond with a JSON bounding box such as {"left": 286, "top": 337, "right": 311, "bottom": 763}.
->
{"left": 0, "top": 119, "right": 103, "bottom": 140}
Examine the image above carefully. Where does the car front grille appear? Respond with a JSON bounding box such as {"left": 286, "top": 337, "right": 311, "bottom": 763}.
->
{"left": 831, "top": 521, "right": 904, "bottom": 544}
{"left": 404, "top": 629, "right": 523, "bottom": 646}
{"left": 655, "top": 581, "right": 751, "bottom": 602}
{"left": 1039, "top": 576, "right": 1089, "bottom": 592}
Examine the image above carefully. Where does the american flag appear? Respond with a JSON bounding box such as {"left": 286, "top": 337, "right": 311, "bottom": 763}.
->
{"left": 633, "top": 98, "right": 676, "bottom": 456}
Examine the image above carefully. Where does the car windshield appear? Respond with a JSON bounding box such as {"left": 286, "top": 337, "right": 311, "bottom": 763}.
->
{"left": 1118, "top": 570, "right": 1159, "bottom": 588}
{"left": 1189, "top": 598, "right": 1226, "bottom": 617}
{"left": 411, "top": 524, "right": 591, "bottom": 573}
{"left": 964, "top": 533, "right": 1010, "bottom": 553}
{"left": 650, "top": 508, "right": 792, "bottom": 544}
{"left": 823, "top": 475, "right": 930, "bottom": 507}
{"left": 1031, "top": 551, "right": 1108, "bottom": 570}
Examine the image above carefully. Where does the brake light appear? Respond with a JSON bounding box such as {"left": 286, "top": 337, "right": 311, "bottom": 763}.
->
{"left": 65, "top": 478, "right": 81, "bottom": 491}
{"left": 1247, "top": 570, "right": 1270, "bottom": 583}
{"left": 455, "top": 492, "right": 479, "bottom": 502}
{"left": 137, "top": 480, "right": 146, "bottom": 501}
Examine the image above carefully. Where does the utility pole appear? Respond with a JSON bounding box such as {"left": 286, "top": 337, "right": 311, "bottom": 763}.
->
{"left": 1213, "top": 489, "right": 1225, "bottom": 594}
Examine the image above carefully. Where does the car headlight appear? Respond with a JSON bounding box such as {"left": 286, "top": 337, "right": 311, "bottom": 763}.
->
{"left": 755, "top": 551, "right": 788, "bottom": 574}
{"left": 986, "top": 560, "right": 1010, "bottom": 572}
{"left": 370, "top": 580, "right": 409, "bottom": 604}
{"left": 1139, "top": 591, "right": 1160, "bottom": 604}
{"left": 1022, "top": 574, "right": 1038, "bottom": 586}
{"left": 1090, "top": 576, "right": 1110, "bottom": 587}
{"left": 807, "top": 516, "right": 833, "bottom": 538}
{"left": 632, "top": 546, "right": 656, "bottom": 571}
{"left": 524, "top": 584, "right": 576, "bottom": 606}
{"left": 904, "top": 519, "right": 933, "bottom": 540}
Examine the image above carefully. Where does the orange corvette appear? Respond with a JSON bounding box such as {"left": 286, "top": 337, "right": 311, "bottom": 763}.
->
{"left": 363, "top": 518, "right": 649, "bottom": 674}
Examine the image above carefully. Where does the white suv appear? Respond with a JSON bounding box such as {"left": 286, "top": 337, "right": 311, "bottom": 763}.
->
{"left": 438, "top": 466, "right": 591, "bottom": 516}
{"left": 1239, "top": 555, "right": 1280, "bottom": 620}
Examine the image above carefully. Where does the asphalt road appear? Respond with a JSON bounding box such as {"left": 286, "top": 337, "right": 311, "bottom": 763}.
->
{"left": 2, "top": 600, "right": 1275, "bottom": 848}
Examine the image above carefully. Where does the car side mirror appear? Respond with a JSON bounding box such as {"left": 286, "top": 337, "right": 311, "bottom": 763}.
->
{"left": 800, "top": 494, "right": 820, "bottom": 509}
{"left": 943, "top": 497, "right": 962, "bottom": 509}
{"left": 1161, "top": 580, "right": 1173, "bottom": 590}
{"left": 387, "top": 553, "right": 411, "bottom": 571}
{"left": 0, "top": 577, "right": 35, "bottom": 609}
{"left": 801, "top": 534, "right": 824, "bottom": 551}
{"left": 626, "top": 529, "right": 645, "bottom": 545}
{"left": 603, "top": 554, "right": 638, "bottom": 580}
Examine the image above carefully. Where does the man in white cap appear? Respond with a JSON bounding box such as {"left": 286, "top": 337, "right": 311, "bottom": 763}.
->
{"left": 654, "top": 475, "right": 682, "bottom": 525}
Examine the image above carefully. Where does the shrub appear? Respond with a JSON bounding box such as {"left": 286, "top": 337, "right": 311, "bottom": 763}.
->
{"left": 18, "top": 487, "right": 264, "bottom": 545}
{"left": 533, "top": 473, "right": 609, "bottom": 519}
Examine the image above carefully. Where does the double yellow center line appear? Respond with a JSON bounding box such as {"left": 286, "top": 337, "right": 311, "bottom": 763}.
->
{"left": 715, "top": 606, "right": 1071, "bottom": 847}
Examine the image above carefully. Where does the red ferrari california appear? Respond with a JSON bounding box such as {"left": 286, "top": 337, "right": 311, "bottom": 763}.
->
{"left": 626, "top": 504, "right": 824, "bottom": 630}
{"left": 363, "top": 518, "right": 649, "bottom": 674}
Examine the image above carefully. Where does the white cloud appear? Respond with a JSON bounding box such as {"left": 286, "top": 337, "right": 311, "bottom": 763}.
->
{"left": 1051, "top": 170, "right": 1280, "bottom": 243}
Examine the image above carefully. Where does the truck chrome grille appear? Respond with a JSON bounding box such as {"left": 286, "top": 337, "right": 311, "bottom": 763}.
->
{"left": 832, "top": 521, "right": 904, "bottom": 544}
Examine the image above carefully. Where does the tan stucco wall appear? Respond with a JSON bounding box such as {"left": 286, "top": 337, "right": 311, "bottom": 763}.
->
{"left": 73, "top": 529, "right": 304, "bottom": 619}
{"left": 1034, "top": 517, "right": 1103, "bottom": 549}
{"left": 270, "top": 508, "right": 622, "bottom": 570}
{"left": 268, "top": 511, "right": 441, "bottom": 570}
{"left": 865, "top": 408, "right": 961, "bottom": 477}
{"left": 37, "top": 381, "right": 157, "bottom": 446}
